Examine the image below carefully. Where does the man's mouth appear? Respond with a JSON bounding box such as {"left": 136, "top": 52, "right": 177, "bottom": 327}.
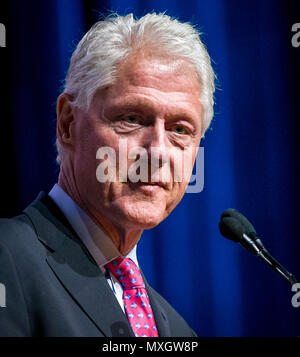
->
{"left": 145, "top": 181, "right": 167, "bottom": 188}
{"left": 129, "top": 180, "right": 169, "bottom": 191}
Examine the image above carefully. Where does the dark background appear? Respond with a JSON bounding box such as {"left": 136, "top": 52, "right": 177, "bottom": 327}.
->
{"left": 0, "top": 0, "right": 299, "bottom": 336}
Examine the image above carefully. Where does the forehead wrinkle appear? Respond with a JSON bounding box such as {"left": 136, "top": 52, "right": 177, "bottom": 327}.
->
{"left": 117, "top": 54, "right": 201, "bottom": 91}
{"left": 105, "top": 91, "right": 202, "bottom": 123}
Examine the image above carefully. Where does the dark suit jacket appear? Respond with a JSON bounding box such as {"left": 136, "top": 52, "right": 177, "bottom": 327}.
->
{"left": 0, "top": 192, "right": 196, "bottom": 337}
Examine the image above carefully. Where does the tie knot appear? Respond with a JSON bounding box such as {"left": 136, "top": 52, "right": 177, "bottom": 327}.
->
{"left": 106, "top": 257, "right": 145, "bottom": 290}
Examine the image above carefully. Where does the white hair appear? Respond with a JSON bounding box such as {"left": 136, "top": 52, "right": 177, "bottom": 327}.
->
{"left": 56, "top": 12, "right": 215, "bottom": 164}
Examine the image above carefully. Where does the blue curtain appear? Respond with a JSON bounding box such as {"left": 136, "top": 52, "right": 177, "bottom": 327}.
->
{"left": 1, "top": 0, "right": 299, "bottom": 336}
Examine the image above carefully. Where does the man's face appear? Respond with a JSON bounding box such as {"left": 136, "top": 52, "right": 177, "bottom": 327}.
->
{"left": 69, "top": 55, "right": 203, "bottom": 232}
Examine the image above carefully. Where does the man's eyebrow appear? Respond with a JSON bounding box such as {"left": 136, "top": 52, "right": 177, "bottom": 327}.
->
{"left": 105, "top": 97, "right": 202, "bottom": 123}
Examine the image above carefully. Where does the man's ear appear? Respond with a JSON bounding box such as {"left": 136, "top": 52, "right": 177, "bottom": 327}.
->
{"left": 56, "top": 93, "right": 75, "bottom": 148}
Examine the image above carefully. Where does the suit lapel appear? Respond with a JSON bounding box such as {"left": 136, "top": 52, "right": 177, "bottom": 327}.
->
{"left": 24, "top": 192, "right": 134, "bottom": 337}
{"left": 46, "top": 236, "right": 134, "bottom": 337}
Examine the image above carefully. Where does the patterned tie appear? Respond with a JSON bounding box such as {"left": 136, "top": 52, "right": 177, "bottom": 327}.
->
{"left": 106, "top": 257, "right": 159, "bottom": 337}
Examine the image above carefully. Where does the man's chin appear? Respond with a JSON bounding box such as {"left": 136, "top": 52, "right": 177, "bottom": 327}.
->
{"left": 127, "top": 211, "right": 166, "bottom": 230}
{"left": 115, "top": 201, "right": 167, "bottom": 230}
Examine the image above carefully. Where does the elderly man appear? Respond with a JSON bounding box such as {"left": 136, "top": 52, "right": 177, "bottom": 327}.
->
{"left": 0, "top": 13, "right": 215, "bottom": 337}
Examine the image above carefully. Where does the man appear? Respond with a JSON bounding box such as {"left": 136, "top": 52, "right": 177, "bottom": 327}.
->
{"left": 0, "top": 13, "right": 215, "bottom": 337}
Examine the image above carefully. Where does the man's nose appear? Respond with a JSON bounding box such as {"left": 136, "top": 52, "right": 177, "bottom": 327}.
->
{"left": 145, "top": 119, "right": 168, "bottom": 149}
{"left": 145, "top": 119, "right": 170, "bottom": 166}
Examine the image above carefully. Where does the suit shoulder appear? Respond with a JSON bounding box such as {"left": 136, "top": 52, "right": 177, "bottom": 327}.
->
{"left": 0, "top": 214, "right": 38, "bottom": 251}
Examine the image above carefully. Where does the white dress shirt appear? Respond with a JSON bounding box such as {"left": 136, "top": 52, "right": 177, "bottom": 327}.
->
{"left": 49, "top": 184, "right": 139, "bottom": 313}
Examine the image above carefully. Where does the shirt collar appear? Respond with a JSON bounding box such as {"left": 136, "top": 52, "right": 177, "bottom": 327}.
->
{"left": 48, "top": 184, "right": 138, "bottom": 268}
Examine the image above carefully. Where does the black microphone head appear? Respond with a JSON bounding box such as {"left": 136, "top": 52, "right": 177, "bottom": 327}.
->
{"left": 219, "top": 216, "right": 245, "bottom": 242}
{"left": 219, "top": 208, "right": 257, "bottom": 242}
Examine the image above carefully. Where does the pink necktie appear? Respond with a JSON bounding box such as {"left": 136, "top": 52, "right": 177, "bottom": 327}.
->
{"left": 106, "top": 257, "right": 159, "bottom": 337}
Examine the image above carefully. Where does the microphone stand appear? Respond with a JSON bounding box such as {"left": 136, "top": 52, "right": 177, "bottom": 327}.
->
{"left": 241, "top": 233, "right": 298, "bottom": 286}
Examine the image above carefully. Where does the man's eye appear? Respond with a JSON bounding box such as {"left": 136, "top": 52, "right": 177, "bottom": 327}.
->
{"left": 123, "top": 115, "right": 140, "bottom": 124}
{"left": 173, "top": 126, "right": 187, "bottom": 135}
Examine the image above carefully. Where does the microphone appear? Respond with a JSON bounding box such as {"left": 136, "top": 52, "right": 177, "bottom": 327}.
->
{"left": 219, "top": 208, "right": 298, "bottom": 286}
